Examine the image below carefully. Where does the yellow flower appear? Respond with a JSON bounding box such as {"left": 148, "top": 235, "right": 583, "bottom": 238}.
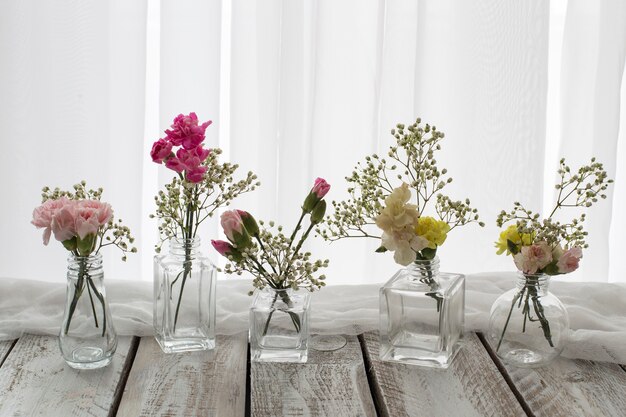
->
{"left": 495, "top": 225, "right": 534, "bottom": 255}
{"left": 415, "top": 216, "right": 450, "bottom": 249}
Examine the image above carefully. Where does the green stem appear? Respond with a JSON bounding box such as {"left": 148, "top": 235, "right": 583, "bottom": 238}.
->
{"left": 289, "top": 211, "right": 306, "bottom": 245}
{"left": 86, "top": 279, "right": 99, "bottom": 328}
{"left": 65, "top": 259, "right": 86, "bottom": 335}
{"left": 87, "top": 277, "right": 107, "bottom": 337}
{"left": 496, "top": 290, "right": 523, "bottom": 352}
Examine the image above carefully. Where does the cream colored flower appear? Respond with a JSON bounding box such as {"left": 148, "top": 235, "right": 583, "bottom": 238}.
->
{"left": 375, "top": 183, "right": 419, "bottom": 232}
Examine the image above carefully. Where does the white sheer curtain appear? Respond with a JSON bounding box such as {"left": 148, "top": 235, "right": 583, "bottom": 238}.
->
{"left": 0, "top": 0, "right": 624, "bottom": 285}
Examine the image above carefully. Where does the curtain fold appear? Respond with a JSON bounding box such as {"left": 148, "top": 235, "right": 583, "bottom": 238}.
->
{"left": 0, "top": 0, "right": 623, "bottom": 284}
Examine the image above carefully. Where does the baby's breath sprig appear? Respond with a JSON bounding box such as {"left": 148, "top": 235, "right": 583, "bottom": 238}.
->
{"left": 496, "top": 158, "right": 613, "bottom": 249}
{"left": 319, "top": 118, "right": 483, "bottom": 242}
{"left": 151, "top": 149, "right": 260, "bottom": 253}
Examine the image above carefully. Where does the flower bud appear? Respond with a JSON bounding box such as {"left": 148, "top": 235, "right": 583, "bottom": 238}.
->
{"left": 310, "top": 200, "right": 327, "bottom": 224}
{"left": 302, "top": 178, "right": 331, "bottom": 213}
{"left": 237, "top": 210, "right": 259, "bottom": 236}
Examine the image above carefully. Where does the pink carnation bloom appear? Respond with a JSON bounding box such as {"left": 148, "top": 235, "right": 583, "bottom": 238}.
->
{"left": 211, "top": 239, "right": 234, "bottom": 256}
{"left": 220, "top": 210, "right": 244, "bottom": 242}
{"left": 165, "top": 157, "right": 185, "bottom": 173}
{"left": 51, "top": 204, "right": 78, "bottom": 243}
{"left": 557, "top": 247, "right": 582, "bottom": 273}
{"left": 513, "top": 241, "right": 552, "bottom": 274}
{"left": 32, "top": 196, "right": 72, "bottom": 245}
{"left": 74, "top": 200, "right": 112, "bottom": 239}
{"left": 165, "top": 112, "right": 212, "bottom": 150}
{"left": 186, "top": 165, "right": 207, "bottom": 183}
{"left": 150, "top": 138, "right": 173, "bottom": 163}
{"left": 311, "top": 178, "right": 330, "bottom": 198}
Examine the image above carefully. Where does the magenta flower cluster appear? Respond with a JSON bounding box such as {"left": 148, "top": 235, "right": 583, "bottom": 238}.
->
{"left": 150, "top": 112, "right": 213, "bottom": 183}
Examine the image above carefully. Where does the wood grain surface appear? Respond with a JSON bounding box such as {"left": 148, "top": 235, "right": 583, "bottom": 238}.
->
{"left": 116, "top": 333, "right": 248, "bottom": 417}
{"left": 0, "top": 334, "right": 136, "bottom": 417}
{"left": 361, "top": 331, "right": 527, "bottom": 417}
{"left": 251, "top": 335, "right": 376, "bottom": 417}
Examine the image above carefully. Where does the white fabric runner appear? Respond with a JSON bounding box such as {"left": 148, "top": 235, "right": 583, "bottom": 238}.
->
{"left": 1, "top": 272, "right": 624, "bottom": 363}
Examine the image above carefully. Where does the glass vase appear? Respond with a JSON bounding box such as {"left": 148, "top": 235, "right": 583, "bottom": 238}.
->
{"left": 154, "top": 238, "right": 217, "bottom": 353}
{"left": 379, "top": 257, "right": 464, "bottom": 368}
{"left": 249, "top": 287, "right": 310, "bottom": 363}
{"left": 488, "top": 273, "right": 569, "bottom": 367}
{"left": 59, "top": 253, "right": 117, "bottom": 370}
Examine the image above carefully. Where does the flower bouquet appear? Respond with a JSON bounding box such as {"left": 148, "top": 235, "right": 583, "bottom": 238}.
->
{"left": 213, "top": 178, "right": 330, "bottom": 363}
{"left": 31, "top": 181, "right": 136, "bottom": 369}
{"left": 320, "top": 118, "right": 483, "bottom": 368}
{"left": 151, "top": 112, "right": 259, "bottom": 353}
{"left": 489, "top": 158, "right": 613, "bottom": 367}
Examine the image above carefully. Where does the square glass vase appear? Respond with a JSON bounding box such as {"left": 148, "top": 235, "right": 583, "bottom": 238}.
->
{"left": 249, "top": 287, "right": 310, "bottom": 363}
{"left": 153, "top": 238, "right": 217, "bottom": 353}
{"left": 379, "top": 257, "right": 464, "bottom": 369}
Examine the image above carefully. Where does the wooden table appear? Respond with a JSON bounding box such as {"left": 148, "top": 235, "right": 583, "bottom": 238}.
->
{"left": 0, "top": 332, "right": 625, "bottom": 417}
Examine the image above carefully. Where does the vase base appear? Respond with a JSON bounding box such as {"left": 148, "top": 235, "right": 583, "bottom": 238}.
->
{"left": 156, "top": 336, "right": 216, "bottom": 354}
{"left": 251, "top": 347, "right": 308, "bottom": 363}
{"left": 497, "top": 348, "right": 558, "bottom": 368}
{"left": 379, "top": 341, "right": 462, "bottom": 369}
{"left": 64, "top": 347, "right": 113, "bottom": 370}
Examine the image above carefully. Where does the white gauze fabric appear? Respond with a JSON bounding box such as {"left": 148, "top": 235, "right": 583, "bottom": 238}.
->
{"left": 0, "top": 272, "right": 624, "bottom": 363}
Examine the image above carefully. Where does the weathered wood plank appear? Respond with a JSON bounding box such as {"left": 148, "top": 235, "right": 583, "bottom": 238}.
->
{"left": 116, "top": 333, "right": 248, "bottom": 417}
{"left": 251, "top": 335, "right": 376, "bottom": 417}
{"left": 0, "top": 340, "right": 16, "bottom": 367}
{"left": 498, "top": 353, "right": 626, "bottom": 417}
{"left": 0, "top": 334, "right": 137, "bottom": 417}
{"left": 361, "top": 331, "right": 527, "bottom": 417}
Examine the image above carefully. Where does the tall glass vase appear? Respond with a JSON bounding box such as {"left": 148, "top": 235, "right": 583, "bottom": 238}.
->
{"left": 59, "top": 253, "right": 117, "bottom": 370}
{"left": 379, "top": 257, "right": 465, "bottom": 368}
{"left": 154, "top": 237, "right": 216, "bottom": 353}
{"left": 488, "top": 273, "right": 569, "bottom": 367}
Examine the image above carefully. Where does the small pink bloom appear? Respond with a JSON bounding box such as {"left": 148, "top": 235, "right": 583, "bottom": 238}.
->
{"left": 165, "top": 157, "right": 185, "bottom": 173}
{"left": 51, "top": 205, "right": 77, "bottom": 243}
{"left": 32, "top": 197, "right": 72, "bottom": 245}
{"left": 164, "top": 113, "right": 212, "bottom": 150}
{"left": 176, "top": 147, "right": 201, "bottom": 170}
{"left": 186, "top": 165, "right": 207, "bottom": 183}
{"left": 557, "top": 247, "right": 582, "bottom": 274}
{"left": 79, "top": 200, "right": 113, "bottom": 225}
{"left": 211, "top": 239, "right": 233, "bottom": 256}
{"left": 150, "top": 138, "right": 173, "bottom": 164}
{"left": 513, "top": 241, "right": 553, "bottom": 274}
{"left": 220, "top": 210, "right": 244, "bottom": 242}
{"left": 75, "top": 214, "right": 100, "bottom": 240}
{"left": 193, "top": 145, "right": 211, "bottom": 162}
{"left": 311, "top": 178, "right": 330, "bottom": 199}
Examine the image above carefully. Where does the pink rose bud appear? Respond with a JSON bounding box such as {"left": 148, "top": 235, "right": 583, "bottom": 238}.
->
{"left": 312, "top": 177, "right": 331, "bottom": 199}
{"left": 150, "top": 138, "right": 173, "bottom": 164}
{"left": 557, "top": 247, "right": 582, "bottom": 273}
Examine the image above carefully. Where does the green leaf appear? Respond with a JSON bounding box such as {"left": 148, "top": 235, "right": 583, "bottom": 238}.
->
{"left": 375, "top": 246, "right": 388, "bottom": 253}
{"left": 543, "top": 262, "right": 560, "bottom": 276}
{"left": 507, "top": 239, "right": 520, "bottom": 255}
{"left": 420, "top": 247, "right": 438, "bottom": 260}
{"left": 62, "top": 237, "right": 77, "bottom": 252}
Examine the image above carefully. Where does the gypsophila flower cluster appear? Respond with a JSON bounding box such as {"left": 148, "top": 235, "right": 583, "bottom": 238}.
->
{"left": 222, "top": 220, "right": 329, "bottom": 296}
{"left": 37, "top": 181, "right": 137, "bottom": 261}
{"left": 151, "top": 148, "right": 259, "bottom": 252}
{"left": 319, "top": 118, "right": 483, "bottom": 265}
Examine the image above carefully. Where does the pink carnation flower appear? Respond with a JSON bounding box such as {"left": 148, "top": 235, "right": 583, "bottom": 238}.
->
{"left": 186, "top": 165, "right": 208, "bottom": 183}
{"left": 165, "top": 157, "right": 185, "bottom": 173}
{"left": 557, "top": 247, "right": 582, "bottom": 273}
{"left": 165, "top": 112, "right": 212, "bottom": 150}
{"left": 513, "top": 241, "right": 552, "bottom": 274}
{"left": 220, "top": 210, "right": 244, "bottom": 243}
{"left": 74, "top": 200, "right": 112, "bottom": 239}
{"left": 312, "top": 177, "right": 330, "bottom": 198}
{"left": 31, "top": 196, "right": 72, "bottom": 245}
{"left": 211, "top": 239, "right": 234, "bottom": 256}
{"left": 51, "top": 204, "right": 78, "bottom": 243}
{"left": 150, "top": 138, "right": 173, "bottom": 163}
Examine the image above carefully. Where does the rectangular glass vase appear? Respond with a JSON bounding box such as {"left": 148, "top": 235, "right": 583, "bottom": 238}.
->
{"left": 379, "top": 259, "right": 464, "bottom": 369}
{"left": 249, "top": 288, "right": 310, "bottom": 363}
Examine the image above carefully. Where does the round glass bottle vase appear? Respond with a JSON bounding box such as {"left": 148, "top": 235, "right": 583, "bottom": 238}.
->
{"left": 379, "top": 257, "right": 465, "bottom": 369}
{"left": 488, "top": 273, "right": 569, "bottom": 367}
{"left": 154, "top": 238, "right": 216, "bottom": 353}
{"left": 60, "top": 253, "right": 117, "bottom": 370}
{"left": 249, "top": 287, "right": 310, "bottom": 363}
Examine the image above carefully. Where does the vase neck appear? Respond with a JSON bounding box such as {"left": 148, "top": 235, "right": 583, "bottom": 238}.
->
{"left": 408, "top": 257, "right": 440, "bottom": 278}
{"left": 516, "top": 273, "right": 550, "bottom": 294}
{"left": 67, "top": 253, "right": 103, "bottom": 280}
{"left": 170, "top": 238, "right": 201, "bottom": 257}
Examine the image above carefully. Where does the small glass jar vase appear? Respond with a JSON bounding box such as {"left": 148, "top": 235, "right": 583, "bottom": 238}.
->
{"left": 249, "top": 287, "right": 310, "bottom": 363}
{"left": 60, "top": 253, "right": 117, "bottom": 370}
{"left": 488, "top": 273, "right": 569, "bottom": 367}
{"left": 379, "top": 257, "right": 464, "bottom": 368}
{"left": 154, "top": 238, "right": 217, "bottom": 353}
